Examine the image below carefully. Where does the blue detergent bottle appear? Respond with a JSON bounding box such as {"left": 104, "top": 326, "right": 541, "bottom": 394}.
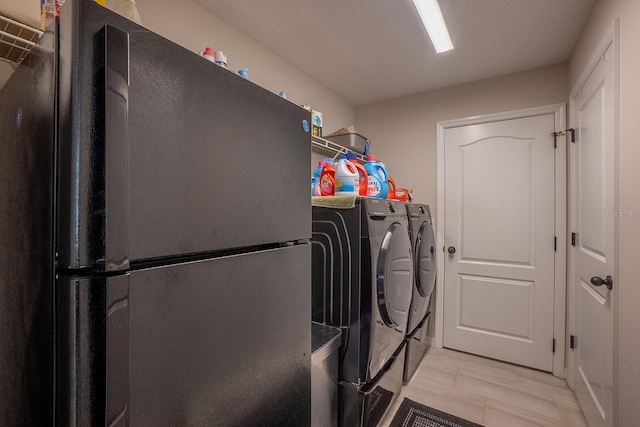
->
{"left": 364, "top": 155, "right": 388, "bottom": 199}
{"left": 312, "top": 161, "right": 322, "bottom": 195}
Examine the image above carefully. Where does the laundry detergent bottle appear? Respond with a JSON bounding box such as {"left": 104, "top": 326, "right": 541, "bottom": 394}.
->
{"left": 318, "top": 162, "right": 336, "bottom": 196}
{"left": 334, "top": 158, "right": 360, "bottom": 195}
{"left": 312, "top": 161, "right": 323, "bottom": 195}
{"left": 346, "top": 152, "right": 368, "bottom": 196}
{"left": 364, "top": 155, "right": 388, "bottom": 199}
{"left": 387, "top": 177, "right": 397, "bottom": 200}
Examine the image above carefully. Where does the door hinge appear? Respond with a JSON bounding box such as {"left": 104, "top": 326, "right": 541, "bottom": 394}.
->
{"left": 552, "top": 338, "right": 556, "bottom": 353}
{"left": 551, "top": 128, "right": 576, "bottom": 147}
{"left": 570, "top": 335, "right": 576, "bottom": 349}
{"left": 571, "top": 232, "right": 577, "bottom": 247}
{"left": 554, "top": 236, "right": 557, "bottom": 252}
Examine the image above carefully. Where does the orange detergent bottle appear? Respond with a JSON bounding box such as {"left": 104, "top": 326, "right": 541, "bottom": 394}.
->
{"left": 318, "top": 163, "right": 336, "bottom": 196}
{"left": 387, "top": 177, "right": 397, "bottom": 200}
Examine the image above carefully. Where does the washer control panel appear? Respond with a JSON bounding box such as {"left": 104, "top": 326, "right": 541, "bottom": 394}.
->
{"left": 365, "top": 198, "right": 406, "bottom": 217}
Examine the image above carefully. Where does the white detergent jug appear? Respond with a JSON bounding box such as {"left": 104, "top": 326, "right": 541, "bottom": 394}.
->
{"left": 334, "top": 158, "right": 360, "bottom": 195}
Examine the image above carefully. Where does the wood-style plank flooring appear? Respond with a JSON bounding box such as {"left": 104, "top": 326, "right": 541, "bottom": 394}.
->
{"left": 380, "top": 347, "right": 589, "bottom": 427}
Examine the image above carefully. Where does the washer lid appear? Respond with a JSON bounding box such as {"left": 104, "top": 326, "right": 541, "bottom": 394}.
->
{"left": 415, "top": 220, "right": 436, "bottom": 298}
{"left": 376, "top": 222, "right": 413, "bottom": 329}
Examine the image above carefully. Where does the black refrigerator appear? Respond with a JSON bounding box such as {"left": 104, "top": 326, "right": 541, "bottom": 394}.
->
{"left": 0, "top": 0, "right": 312, "bottom": 425}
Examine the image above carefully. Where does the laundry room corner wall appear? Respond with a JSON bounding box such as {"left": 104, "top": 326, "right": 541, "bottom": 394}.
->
{"left": 569, "top": 0, "right": 640, "bottom": 424}
{"left": 2, "top": 1, "right": 354, "bottom": 170}
{"left": 1, "top": 1, "right": 356, "bottom": 132}
{"left": 108, "top": 0, "right": 356, "bottom": 137}
{"left": 354, "top": 62, "right": 568, "bottom": 209}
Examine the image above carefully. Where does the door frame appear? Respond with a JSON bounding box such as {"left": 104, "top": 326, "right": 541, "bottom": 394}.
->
{"left": 435, "top": 103, "right": 567, "bottom": 377}
{"left": 566, "top": 18, "right": 619, "bottom": 395}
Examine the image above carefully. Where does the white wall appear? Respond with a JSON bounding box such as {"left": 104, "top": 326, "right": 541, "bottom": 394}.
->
{"left": 355, "top": 63, "right": 568, "bottom": 207}
{"left": 569, "top": 0, "right": 640, "bottom": 424}
{"left": 0, "top": 0, "right": 41, "bottom": 28}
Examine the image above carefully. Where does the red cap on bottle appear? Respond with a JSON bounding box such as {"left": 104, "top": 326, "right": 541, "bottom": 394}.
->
{"left": 367, "top": 155, "right": 376, "bottom": 161}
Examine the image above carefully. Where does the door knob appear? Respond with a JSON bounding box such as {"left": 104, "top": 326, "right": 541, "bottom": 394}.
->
{"left": 447, "top": 246, "right": 456, "bottom": 255}
{"left": 590, "top": 275, "right": 613, "bottom": 290}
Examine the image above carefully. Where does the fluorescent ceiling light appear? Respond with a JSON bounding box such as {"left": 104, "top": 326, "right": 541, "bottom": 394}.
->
{"left": 412, "top": 0, "right": 454, "bottom": 53}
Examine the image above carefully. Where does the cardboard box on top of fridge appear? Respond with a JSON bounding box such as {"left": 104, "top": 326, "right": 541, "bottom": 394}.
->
{"left": 324, "top": 126, "right": 370, "bottom": 155}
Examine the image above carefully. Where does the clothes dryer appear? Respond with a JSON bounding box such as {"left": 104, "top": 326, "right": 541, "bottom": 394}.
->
{"left": 312, "top": 198, "right": 413, "bottom": 427}
{"left": 403, "top": 204, "right": 437, "bottom": 384}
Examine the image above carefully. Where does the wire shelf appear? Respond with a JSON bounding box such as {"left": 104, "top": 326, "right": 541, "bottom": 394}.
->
{"left": 0, "top": 12, "right": 42, "bottom": 66}
{"left": 311, "top": 135, "right": 367, "bottom": 162}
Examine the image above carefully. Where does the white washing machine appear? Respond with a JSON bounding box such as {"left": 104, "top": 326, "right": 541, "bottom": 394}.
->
{"left": 403, "top": 203, "right": 437, "bottom": 384}
{"left": 312, "top": 198, "right": 414, "bottom": 426}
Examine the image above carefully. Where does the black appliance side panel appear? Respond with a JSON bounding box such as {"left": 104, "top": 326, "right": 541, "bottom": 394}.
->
{"left": 57, "top": 0, "right": 311, "bottom": 268}
{"left": 0, "top": 25, "right": 56, "bottom": 425}
{"left": 128, "top": 245, "right": 311, "bottom": 426}
{"left": 126, "top": 31, "right": 311, "bottom": 260}
{"left": 311, "top": 204, "right": 371, "bottom": 384}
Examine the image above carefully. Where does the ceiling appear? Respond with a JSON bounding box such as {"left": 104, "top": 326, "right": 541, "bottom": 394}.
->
{"left": 194, "top": 0, "right": 597, "bottom": 106}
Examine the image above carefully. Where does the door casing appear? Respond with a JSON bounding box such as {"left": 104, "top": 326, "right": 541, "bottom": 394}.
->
{"left": 436, "top": 104, "right": 567, "bottom": 378}
{"left": 567, "top": 19, "right": 619, "bottom": 427}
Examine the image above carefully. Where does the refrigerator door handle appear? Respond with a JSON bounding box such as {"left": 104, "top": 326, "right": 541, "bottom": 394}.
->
{"left": 103, "top": 25, "right": 131, "bottom": 272}
{"left": 106, "top": 274, "right": 130, "bottom": 426}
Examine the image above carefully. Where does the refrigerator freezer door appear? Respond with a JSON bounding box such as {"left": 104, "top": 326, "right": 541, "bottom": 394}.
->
{"left": 56, "top": 2, "right": 311, "bottom": 269}
{"left": 57, "top": 244, "right": 311, "bottom": 425}
{"left": 0, "top": 26, "right": 56, "bottom": 425}
{"left": 127, "top": 244, "right": 311, "bottom": 425}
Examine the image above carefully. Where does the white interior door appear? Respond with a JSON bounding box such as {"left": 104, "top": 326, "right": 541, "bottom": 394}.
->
{"left": 443, "top": 113, "right": 557, "bottom": 372}
{"left": 569, "top": 38, "right": 615, "bottom": 427}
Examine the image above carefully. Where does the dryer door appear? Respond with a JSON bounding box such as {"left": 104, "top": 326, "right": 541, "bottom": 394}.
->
{"left": 415, "top": 221, "right": 436, "bottom": 298}
{"left": 376, "top": 222, "right": 413, "bottom": 330}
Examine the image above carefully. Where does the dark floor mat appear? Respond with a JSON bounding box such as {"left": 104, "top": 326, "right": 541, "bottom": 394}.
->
{"left": 389, "top": 398, "right": 484, "bottom": 427}
{"left": 366, "top": 385, "right": 394, "bottom": 427}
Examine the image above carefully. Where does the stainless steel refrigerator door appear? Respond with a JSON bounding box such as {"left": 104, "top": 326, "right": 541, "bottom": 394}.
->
{"left": 56, "top": 1, "right": 311, "bottom": 270}
{"left": 0, "top": 24, "right": 56, "bottom": 425}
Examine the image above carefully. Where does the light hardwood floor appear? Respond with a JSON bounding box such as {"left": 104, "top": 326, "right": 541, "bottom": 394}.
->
{"left": 380, "top": 346, "right": 589, "bottom": 427}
